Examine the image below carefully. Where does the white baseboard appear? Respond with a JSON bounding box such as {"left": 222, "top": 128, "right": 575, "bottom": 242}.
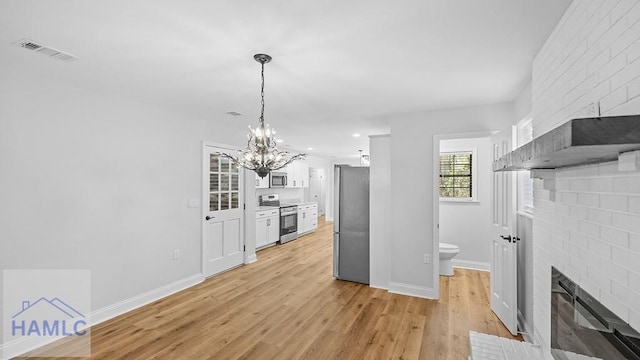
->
{"left": 246, "top": 253, "right": 257, "bottom": 264}
{"left": 388, "top": 281, "right": 437, "bottom": 299}
{"left": 452, "top": 259, "right": 490, "bottom": 272}
{"left": 90, "top": 273, "right": 203, "bottom": 325}
{"left": 368, "top": 283, "right": 389, "bottom": 291}
{"left": 1, "top": 274, "right": 203, "bottom": 360}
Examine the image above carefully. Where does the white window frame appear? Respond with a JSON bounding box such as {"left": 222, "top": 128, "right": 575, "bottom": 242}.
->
{"left": 515, "top": 117, "right": 534, "bottom": 214}
{"left": 439, "top": 147, "right": 478, "bottom": 202}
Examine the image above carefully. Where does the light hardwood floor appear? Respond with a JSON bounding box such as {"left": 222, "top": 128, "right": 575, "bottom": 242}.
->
{"left": 20, "top": 216, "right": 521, "bottom": 360}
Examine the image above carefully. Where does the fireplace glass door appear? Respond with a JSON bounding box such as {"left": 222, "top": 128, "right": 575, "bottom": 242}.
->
{"left": 551, "top": 267, "right": 640, "bottom": 360}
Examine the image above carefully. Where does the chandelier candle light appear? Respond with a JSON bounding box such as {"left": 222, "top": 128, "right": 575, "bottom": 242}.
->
{"left": 220, "top": 54, "right": 305, "bottom": 178}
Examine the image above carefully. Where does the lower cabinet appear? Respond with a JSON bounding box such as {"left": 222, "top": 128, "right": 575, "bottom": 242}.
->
{"left": 297, "top": 203, "right": 318, "bottom": 235}
{"left": 256, "top": 209, "right": 280, "bottom": 249}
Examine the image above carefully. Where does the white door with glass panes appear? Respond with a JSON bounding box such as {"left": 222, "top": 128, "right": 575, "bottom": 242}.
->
{"left": 203, "top": 145, "right": 244, "bottom": 278}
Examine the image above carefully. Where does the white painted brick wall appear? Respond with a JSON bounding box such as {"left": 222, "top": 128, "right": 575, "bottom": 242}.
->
{"left": 531, "top": 1, "right": 640, "bottom": 358}
{"left": 531, "top": 163, "right": 640, "bottom": 357}
{"left": 532, "top": 0, "right": 640, "bottom": 137}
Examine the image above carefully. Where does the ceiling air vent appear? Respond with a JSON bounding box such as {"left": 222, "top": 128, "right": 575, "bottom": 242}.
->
{"left": 13, "top": 38, "right": 78, "bottom": 62}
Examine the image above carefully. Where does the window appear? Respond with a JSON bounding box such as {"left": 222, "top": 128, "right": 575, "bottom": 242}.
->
{"left": 439, "top": 151, "right": 473, "bottom": 199}
{"left": 209, "top": 154, "right": 239, "bottom": 211}
{"left": 515, "top": 117, "right": 533, "bottom": 212}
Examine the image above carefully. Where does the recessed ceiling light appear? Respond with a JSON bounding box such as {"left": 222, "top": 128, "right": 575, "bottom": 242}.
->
{"left": 307, "top": 147, "right": 313, "bottom": 151}
{"left": 226, "top": 111, "right": 242, "bottom": 116}
{"left": 277, "top": 139, "right": 284, "bottom": 143}
{"left": 353, "top": 133, "right": 361, "bottom": 138}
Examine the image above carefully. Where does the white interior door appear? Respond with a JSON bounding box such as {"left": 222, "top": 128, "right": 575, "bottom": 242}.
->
{"left": 309, "top": 168, "right": 326, "bottom": 215}
{"left": 490, "top": 130, "right": 518, "bottom": 336}
{"left": 203, "top": 145, "right": 244, "bottom": 278}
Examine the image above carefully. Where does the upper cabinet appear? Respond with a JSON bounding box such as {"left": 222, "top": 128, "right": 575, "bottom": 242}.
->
{"left": 252, "top": 160, "right": 310, "bottom": 188}
{"left": 255, "top": 173, "right": 270, "bottom": 189}
{"left": 285, "top": 161, "right": 309, "bottom": 188}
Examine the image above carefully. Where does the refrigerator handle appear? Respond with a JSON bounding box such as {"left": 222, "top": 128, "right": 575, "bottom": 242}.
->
{"left": 334, "top": 165, "right": 341, "bottom": 234}
{"left": 333, "top": 232, "right": 340, "bottom": 278}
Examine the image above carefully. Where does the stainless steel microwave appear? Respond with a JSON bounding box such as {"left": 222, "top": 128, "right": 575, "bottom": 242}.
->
{"left": 270, "top": 172, "right": 287, "bottom": 187}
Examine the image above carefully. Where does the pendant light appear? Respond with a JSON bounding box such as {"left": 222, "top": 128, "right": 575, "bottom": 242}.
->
{"left": 220, "top": 54, "right": 305, "bottom": 178}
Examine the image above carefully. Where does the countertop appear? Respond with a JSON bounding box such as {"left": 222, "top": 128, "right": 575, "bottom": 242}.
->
{"left": 256, "top": 202, "right": 317, "bottom": 210}
{"left": 255, "top": 206, "right": 280, "bottom": 212}
{"left": 281, "top": 202, "right": 317, "bottom": 207}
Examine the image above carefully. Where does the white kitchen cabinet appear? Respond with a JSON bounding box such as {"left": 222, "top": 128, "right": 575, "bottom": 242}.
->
{"left": 255, "top": 208, "right": 280, "bottom": 248}
{"left": 297, "top": 161, "right": 310, "bottom": 188}
{"left": 255, "top": 173, "right": 269, "bottom": 189}
{"left": 285, "top": 163, "right": 298, "bottom": 188}
{"left": 297, "top": 203, "right": 318, "bottom": 235}
{"left": 284, "top": 161, "right": 309, "bottom": 188}
{"left": 308, "top": 203, "right": 318, "bottom": 231}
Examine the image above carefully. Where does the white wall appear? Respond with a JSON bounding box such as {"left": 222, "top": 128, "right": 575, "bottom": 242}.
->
{"left": 369, "top": 135, "right": 391, "bottom": 289}
{"left": 530, "top": 1, "right": 640, "bottom": 357}
{"left": 513, "top": 80, "right": 532, "bottom": 121}
{"left": 389, "top": 103, "right": 515, "bottom": 298}
{"left": 439, "top": 137, "right": 492, "bottom": 271}
{"left": 0, "top": 59, "right": 254, "bottom": 338}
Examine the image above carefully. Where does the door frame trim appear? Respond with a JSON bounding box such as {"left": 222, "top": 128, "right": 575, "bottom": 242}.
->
{"left": 432, "top": 130, "right": 498, "bottom": 299}
{"left": 201, "top": 141, "right": 247, "bottom": 277}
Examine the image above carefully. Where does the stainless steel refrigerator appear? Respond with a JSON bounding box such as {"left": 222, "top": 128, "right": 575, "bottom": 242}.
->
{"left": 333, "top": 165, "right": 370, "bottom": 284}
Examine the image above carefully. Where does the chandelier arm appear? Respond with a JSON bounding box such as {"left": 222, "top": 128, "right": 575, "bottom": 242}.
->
{"left": 271, "top": 153, "right": 307, "bottom": 170}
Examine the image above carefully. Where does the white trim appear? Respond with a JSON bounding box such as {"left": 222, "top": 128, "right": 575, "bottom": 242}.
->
{"left": 90, "top": 274, "right": 203, "bottom": 325}
{"left": 439, "top": 198, "right": 480, "bottom": 203}
{"left": 452, "top": 259, "right": 490, "bottom": 272}
{"left": 388, "top": 282, "right": 438, "bottom": 299}
{"left": 246, "top": 253, "right": 257, "bottom": 264}
{"left": 368, "top": 134, "right": 391, "bottom": 139}
{"left": 1, "top": 274, "right": 203, "bottom": 360}
{"left": 432, "top": 136, "right": 441, "bottom": 300}
{"left": 368, "top": 284, "right": 389, "bottom": 291}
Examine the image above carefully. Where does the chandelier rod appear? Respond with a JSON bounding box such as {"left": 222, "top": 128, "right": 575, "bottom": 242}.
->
{"left": 260, "top": 60, "right": 265, "bottom": 127}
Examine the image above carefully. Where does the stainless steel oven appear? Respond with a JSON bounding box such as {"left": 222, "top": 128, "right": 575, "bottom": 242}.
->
{"left": 270, "top": 172, "right": 287, "bottom": 188}
{"left": 279, "top": 205, "right": 298, "bottom": 243}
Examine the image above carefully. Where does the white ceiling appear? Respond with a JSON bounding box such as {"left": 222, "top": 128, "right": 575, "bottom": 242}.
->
{"left": 0, "top": 0, "right": 572, "bottom": 159}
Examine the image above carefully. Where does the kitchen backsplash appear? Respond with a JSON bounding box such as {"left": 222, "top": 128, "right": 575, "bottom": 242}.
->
{"left": 255, "top": 188, "right": 304, "bottom": 205}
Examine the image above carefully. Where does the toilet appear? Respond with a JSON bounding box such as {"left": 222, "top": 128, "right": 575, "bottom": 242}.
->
{"left": 439, "top": 243, "right": 460, "bottom": 276}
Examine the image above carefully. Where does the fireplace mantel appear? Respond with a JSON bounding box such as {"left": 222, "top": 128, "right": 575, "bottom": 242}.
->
{"left": 493, "top": 115, "right": 640, "bottom": 172}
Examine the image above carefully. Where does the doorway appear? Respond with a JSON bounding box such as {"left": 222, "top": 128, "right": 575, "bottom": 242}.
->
{"left": 432, "top": 131, "right": 497, "bottom": 300}
{"left": 308, "top": 167, "right": 326, "bottom": 216}
{"left": 438, "top": 137, "right": 492, "bottom": 272}
{"left": 202, "top": 143, "right": 245, "bottom": 278}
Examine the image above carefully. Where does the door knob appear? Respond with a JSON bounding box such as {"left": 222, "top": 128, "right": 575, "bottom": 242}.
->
{"left": 500, "top": 235, "right": 512, "bottom": 242}
{"left": 206, "top": 215, "right": 215, "bottom": 220}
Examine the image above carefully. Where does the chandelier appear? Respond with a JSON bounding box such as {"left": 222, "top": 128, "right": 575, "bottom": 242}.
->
{"left": 220, "top": 54, "right": 305, "bottom": 178}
